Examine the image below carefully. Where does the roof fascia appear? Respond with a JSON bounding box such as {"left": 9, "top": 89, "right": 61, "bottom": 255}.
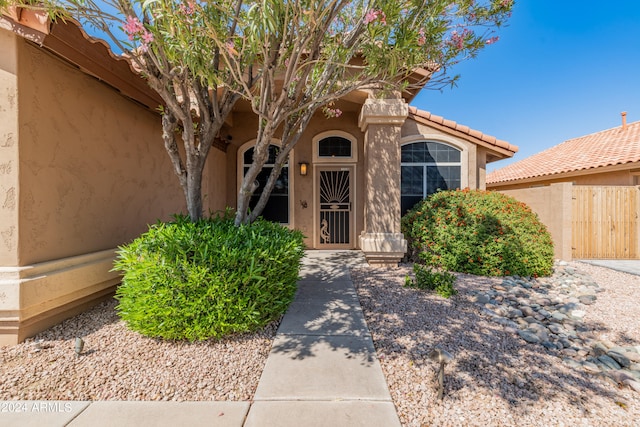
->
{"left": 489, "top": 161, "right": 640, "bottom": 187}
{"left": 2, "top": 8, "right": 163, "bottom": 113}
{"left": 409, "top": 113, "right": 517, "bottom": 159}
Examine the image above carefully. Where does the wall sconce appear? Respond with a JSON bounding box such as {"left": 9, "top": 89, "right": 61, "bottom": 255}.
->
{"left": 299, "top": 161, "right": 309, "bottom": 176}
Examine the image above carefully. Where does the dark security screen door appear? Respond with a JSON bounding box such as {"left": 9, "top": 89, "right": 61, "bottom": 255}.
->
{"left": 318, "top": 167, "right": 352, "bottom": 247}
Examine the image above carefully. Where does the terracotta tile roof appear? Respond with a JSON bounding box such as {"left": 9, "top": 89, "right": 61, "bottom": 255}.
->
{"left": 407, "top": 107, "right": 518, "bottom": 157}
{"left": 487, "top": 120, "right": 640, "bottom": 184}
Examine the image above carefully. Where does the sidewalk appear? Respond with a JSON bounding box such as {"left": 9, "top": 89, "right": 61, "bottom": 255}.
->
{"left": 245, "top": 250, "right": 400, "bottom": 426}
{"left": 1, "top": 251, "right": 400, "bottom": 426}
{"left": 577, "top": 259, "right": 640, "bottom": 276}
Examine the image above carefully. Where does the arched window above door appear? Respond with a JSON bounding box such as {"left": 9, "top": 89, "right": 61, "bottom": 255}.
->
{"left": 313, "top": 131, "right": 357, "bottom": 163}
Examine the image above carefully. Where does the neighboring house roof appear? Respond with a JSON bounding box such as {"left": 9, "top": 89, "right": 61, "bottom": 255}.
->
{"left": 408, "top": 107, "right": 518, "bottom": 161}
{"left": 487, "top": 119, "right": 640, "bottom": 185}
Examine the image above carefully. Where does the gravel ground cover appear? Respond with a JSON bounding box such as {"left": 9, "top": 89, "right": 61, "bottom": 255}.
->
{"left": 352, "top": 262, "right": 640, "bottom": 427}
{"left": 0, "top": 298, "right": 276, "bottom": 401}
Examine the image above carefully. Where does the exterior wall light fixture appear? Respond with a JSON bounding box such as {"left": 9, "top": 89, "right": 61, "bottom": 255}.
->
{"left": 299, "top": 161, "right": 309, "bottom": 176}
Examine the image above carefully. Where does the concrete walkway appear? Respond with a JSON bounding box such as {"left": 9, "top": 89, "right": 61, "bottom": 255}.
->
{"left": 245, "top": 250, "right": 400, "bottom": 426}
{"left": 1, "top": 251, "right": 400, "bottom": 426}
{"left": 577, "top": 259, "right": 640, "bottom": 276}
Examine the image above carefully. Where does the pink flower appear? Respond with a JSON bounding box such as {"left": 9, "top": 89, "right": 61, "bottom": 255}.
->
{"left": 179, "top": 1, "right": 196, "bottom": 16}
{"left": 417, "top": 28, "right": 426, "bottom": 46}
{"left": 364, "top": 9, "right": 386, "bottom": 25}
{"left": 378, "top": 11, "right": 386, "bottom": 25}
{"left": 364, "top": 10, "right": 377, "bottom": 24}
{"left": 123, "top": 16, "right": 144, "bottom": 41}
{"left": 485, "top": 36, "right": 499, "bottom": 45}
{"left": 141, "top": 30, "right": 154, "bottom": 44}
{"left": 322, "top": 106, "right": 342, "bottom": 118}
{"left": 448, "top": 29, "right": 472, "bottom": 50}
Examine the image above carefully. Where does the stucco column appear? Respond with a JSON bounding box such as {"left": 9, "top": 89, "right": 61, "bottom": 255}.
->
{"left": 358, "top": 97, "right": 408, "bottom": 267}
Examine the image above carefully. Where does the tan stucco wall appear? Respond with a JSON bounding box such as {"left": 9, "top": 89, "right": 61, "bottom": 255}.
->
{"left": 18, "top": 39, "right": 185, "bottom": 266}
{"left": 496, "top": 183, "right": 573, "bottom": 260}
{"left": 0, "top": 30, "right": 19, "bottom": 266}
{"left": 476, "top": 147, "right": 487, "bottom": 190}
{"left": 204, "top": 146, "right": 227, "bottom": 215}
{"left": 0, "top": 35, "right": 188, "bottom": 344}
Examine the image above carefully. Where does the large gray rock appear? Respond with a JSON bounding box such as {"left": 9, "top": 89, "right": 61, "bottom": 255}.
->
{"left": 582, "top": 361, "right": 601, "bottom": 373}
{"left": 547, "top": 323, "right": 565, "bottom": 335}
{"left": 591, "top": 342, "right": 609, "bottom": 357}
{"left": 597, "top": 355, "right": 622, "bottom": 370}
{"left": 518, "top": 330, "right": 541, "bottom": 344}
{"left": 520, "top": 306, "right": 535, "bottom": 317}
{"left": 551, "top": 312, "right": 568, "bottom": 322}
{"left": 473, "top": 294, "right": 490, "bottom": 304}
{"left": 608, "top": 351, "right": 631, "bottom": 368}
{"left": 578, "top": 294, "right": 597, "bottom": 305}
{"left": 508, "top": 308, "right": 523, "bottom": 318}
{"left": 538, "top": 308, "right": 551, "bottom": 318}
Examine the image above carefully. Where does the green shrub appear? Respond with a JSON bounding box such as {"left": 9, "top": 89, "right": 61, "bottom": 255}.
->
{"left": 113, "top": 213, "right": 305, "bottom": 340}
{"left": 405, "top": 264, "right": 458, "bottom": 298}
{"left": 402, "top": 189, "right": 554, "bottom": 277}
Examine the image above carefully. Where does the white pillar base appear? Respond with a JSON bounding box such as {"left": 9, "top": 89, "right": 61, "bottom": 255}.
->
{"left": 359, "top": 232, "right": 407, "bottom": 267}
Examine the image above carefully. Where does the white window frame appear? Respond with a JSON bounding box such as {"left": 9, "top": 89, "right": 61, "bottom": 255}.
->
{"left": 400, "top": 138, "right": 465, "bottom": 209}
{"left": 312, "top": 130, "right": 358, "bottom": 163}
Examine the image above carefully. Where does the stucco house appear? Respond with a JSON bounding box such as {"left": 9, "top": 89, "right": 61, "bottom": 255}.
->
{"left": 487, "top": 114, "right": 640, "bottom": 261}
{"left": 0, "top": 10, "right": 516, "bottom": 344}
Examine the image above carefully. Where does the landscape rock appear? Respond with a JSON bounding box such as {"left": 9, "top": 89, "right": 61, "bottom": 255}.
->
{"left": 597, "top": 355, "right": 622, "bottom": 370}
{"left": 518, "top": 330, "right": 541, "bottom": 344}
{"left": 469, "top": 261, "right": 640, "bottom": 393}
{"left": 608, "top": 351, "right": 631, "bottom": 368}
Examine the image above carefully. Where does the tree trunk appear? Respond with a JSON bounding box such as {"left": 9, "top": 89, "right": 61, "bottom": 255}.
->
{"left": 234, "top": 122, "right": 277, "bottom": 225}
{"left": 248, "top": 143, "right": 292, "bottom": 223}
{"left": 185, "top": 159, "right": 204, "bottom": 221}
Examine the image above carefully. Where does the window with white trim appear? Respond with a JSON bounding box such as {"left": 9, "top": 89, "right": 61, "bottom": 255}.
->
{"left": 313, "top": 131, "right": 357, "bottom": 163}
{"left": 401, "top": 141, "right": 461, "bottom": 215}
{"left": 242, "top": 145, "right": 290, "bottom": 223}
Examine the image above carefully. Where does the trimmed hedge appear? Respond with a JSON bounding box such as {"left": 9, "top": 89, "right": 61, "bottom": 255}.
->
{"left": 402, "top": 189, "right": 554, "bottom": 277}
{"left": 113, "top": 213, "right": 305, "bottom": 340}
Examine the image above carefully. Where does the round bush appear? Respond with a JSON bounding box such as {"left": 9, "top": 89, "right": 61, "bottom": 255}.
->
{"left": 113, "top": 213, "right": 305, "bottom": 340}
{"left": 402, "top": 189, "right": 554, "bottom": 277}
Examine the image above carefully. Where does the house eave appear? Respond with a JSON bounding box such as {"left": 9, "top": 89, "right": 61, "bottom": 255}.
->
{"left": 2, "top": 9, "right": 163, "bottom": 113}
{"left": 408, "top": 111, "right": 517, "bottom": 160}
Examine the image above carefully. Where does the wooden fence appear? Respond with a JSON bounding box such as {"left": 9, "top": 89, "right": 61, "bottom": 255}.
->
{"left": 572, "top": 186, "right": 640, "bottom": 259}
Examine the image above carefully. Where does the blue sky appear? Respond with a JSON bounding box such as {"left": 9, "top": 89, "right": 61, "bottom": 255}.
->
{"left": 411, "top": 1, "right": 640, "bottom": 172}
